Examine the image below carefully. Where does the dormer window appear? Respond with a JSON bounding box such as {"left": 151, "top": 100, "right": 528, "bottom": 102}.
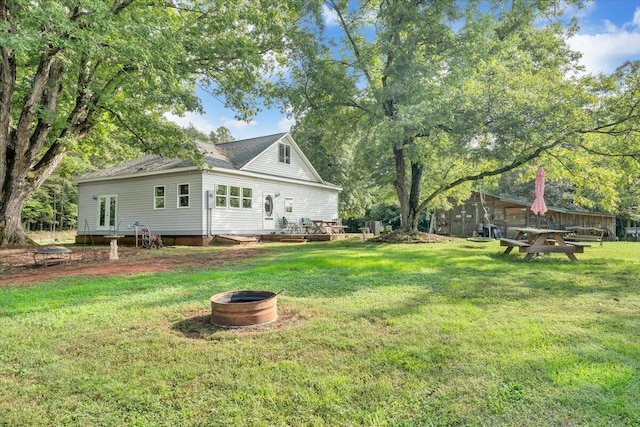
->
{"left": 278, "top": 143, "right": 290, "bottom": 164}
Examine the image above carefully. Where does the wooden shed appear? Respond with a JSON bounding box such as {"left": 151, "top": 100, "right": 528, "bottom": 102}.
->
{"left": 434, "top": 192, "right": 616, "bottom": 239}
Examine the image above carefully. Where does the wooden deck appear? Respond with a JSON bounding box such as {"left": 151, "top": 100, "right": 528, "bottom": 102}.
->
{"left": 260, "top": 233, "right": 354, "bottom": 243}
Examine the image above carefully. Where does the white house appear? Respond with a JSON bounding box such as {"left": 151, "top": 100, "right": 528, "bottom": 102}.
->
{"left": 74, "top": 133, "right": 342, "bottom": 245}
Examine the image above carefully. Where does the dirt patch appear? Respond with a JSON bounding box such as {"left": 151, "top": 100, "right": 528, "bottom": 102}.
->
{"left": 370, "top": 231, "right": 453, "bottom": 244}
{"left": 0, "top": 244, "right": 263, "bottom": 287}
{"left": 172, "top": 306, "right": 312, "bottom": 339}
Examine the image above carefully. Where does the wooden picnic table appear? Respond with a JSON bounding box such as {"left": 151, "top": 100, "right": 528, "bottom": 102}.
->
{"left": 307, "top": 220, "right": 346, "bottom": 234}
{"left": 500, "top": 227, "right": 589, "bottom": 261}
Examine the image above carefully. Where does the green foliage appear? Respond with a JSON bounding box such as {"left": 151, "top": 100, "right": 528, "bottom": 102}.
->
{"left": 1, "top": 241, "right": 639, "bottom": 425}
{"left": 283, "top": 1, "right": 638, "bottom": 230}
{"left": 1, "top": 0, "right": 307, "bottom": 244}
{"left": 211, "top": 126, "right": 236, "bottom": 144}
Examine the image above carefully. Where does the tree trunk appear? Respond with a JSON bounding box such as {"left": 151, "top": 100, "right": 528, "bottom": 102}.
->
{"left": 0, "top": 188, "right": 32, "bottom": 245}
{"left": 393, "top": 138, "right": 425, "bottom": 233}
{"left": 0, "top": 143, "right": 66, "bottom": 245}
{"left": 393, "top": 145, "right": 410, "bottom": 230}
{"left": 408, "top": 161, "right": 423, "bottom": 231}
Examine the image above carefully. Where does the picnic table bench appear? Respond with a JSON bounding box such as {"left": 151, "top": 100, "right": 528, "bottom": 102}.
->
{"left": 625, "top": 227, "right": 640, "bottom": 241}
{"left": 307, "top": 220, "right": 346, "bottom": 234}
{"left": 564, "top": 226, "right": 604, "bottom": 247}
{"left": 499, "top": 238, "right": 530, "bottom": 251}
{"left": 500, "top": 228, "right": 588, "bottom": 261}
{"left": 329, "top": 225, "right": 347, "bottom": 234}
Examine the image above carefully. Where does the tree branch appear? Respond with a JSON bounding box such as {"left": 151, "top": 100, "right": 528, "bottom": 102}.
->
{"left": 111, "top": 0, "right": 135, "bottom": 15}
{"left": 27, "top": 59, "right": 64, "bottom": 164}
{"left": 101, "top": 106, "right": 154, "bottom": 152}
{"left": 327, "top": 0, "right": 373, "bottom": 87}
{"left": 14, "top": 52, "right": 61, "bottom": 156}
{"left": 416, "top": 135, "right": 567, "bottom": 213}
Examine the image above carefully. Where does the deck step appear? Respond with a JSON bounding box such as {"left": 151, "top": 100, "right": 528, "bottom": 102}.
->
{"left": 214, "top": 235, "right": 259, "bottom": 245}
{"left": 280, "top": 238, "right": 307, "bottom": 243}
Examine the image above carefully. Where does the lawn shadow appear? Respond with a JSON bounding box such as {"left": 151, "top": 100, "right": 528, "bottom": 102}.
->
{"left": 171, "top": 306, "right": 312, "bottom": 339}
{"left": 172, "top": 313, "right": 220, "bottom": 339}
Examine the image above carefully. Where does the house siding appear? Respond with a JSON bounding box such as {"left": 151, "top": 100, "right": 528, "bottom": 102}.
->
{"left": 203, "top": 170, "right": 339, "bottom": 234}
{"left": 75, "top": 133, "right": 343, "bottom": 244}
{"left": 77, "top": 171, "right": 204, "bottom": 236}
{"left": 242, "top": 141, "right": 316, "bottom": 182}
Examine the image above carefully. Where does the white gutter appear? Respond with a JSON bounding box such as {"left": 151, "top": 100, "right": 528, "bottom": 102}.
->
{"left": 73, "top": 165, "right": 343, "bottom": 192}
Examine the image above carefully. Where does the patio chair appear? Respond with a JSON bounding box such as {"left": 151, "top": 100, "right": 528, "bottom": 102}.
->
{"left": 281, "top": 217, "right": 301, "bottom": 234}
{"left": 300, "top": 217, "right": 313, "bottom": 234}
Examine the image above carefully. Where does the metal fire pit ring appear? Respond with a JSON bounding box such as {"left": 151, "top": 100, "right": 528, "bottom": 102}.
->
{"left": 210, "top": 290, "right": 280, "bottom": 328}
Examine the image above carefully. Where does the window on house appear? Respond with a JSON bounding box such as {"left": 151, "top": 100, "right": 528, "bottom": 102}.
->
{"left": 215, "top": 184, "right": 227, "bottom": 208}
{"left": 242, "top": 188, "right": 252, "bottom": 209}
{"left": 214, "top": 184, "right": 253, "bottom": 209}
{"left": 285, "top": 197, "right": 293, "bottom": 213}
{"left": 178, "top": 184, "right": 190, "bottom": 208}
{"left": 229, "top": 185, "right": 241, "bottom": 209}
{"left": 154, "top": 186, "right": 165, "bottom": 209}
{"left": 97, "top": 195, "right": 117, "bottom": 230}
{"left": 278, "top": 143, "right": 291, "bottom": 164}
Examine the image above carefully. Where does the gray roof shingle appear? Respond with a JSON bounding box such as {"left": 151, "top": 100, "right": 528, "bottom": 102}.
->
{"left": 77, "top": 133, "right": 287, "bottom": 181}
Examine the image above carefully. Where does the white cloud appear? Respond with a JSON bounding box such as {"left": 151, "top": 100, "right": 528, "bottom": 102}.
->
{"left": 322, "top": 4, "right": 339, "bottom": 27}
{"left": 569, "top": 31, "right": 640, "bottom": 74}
{"left": 220, "top": 116, "right": 258, "bottom": 130}
{"left": 165, "top": 112, "right": 258, "bottom": 135}
{"left": 164, "top": 112, "right": 216, "bottom": 134}
{"left": 278, "top": 116, "right": 295, "bottom": 132}
{"left": 603, "top": 19, "right": 618, "bottom": 33}
{"left": 563, "top": 0, "right": 597, "bottom": 21}
{"left": 568, "top": 6, "right": 640, "bottom": 75}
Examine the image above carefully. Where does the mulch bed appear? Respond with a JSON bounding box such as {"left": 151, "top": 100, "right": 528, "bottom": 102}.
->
{"left": 370, "top": 231, "right": 453, "bottom": 244}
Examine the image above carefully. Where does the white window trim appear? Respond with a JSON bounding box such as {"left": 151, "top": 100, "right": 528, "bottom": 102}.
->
{"left": 279, "top": 143, "right": 291, "bottom": 164}
{"left": 229, "top": 185, "right": 241, "bottom": 210}
{"left": 285, "top": 197, "right": 294, "bottom": 214}
{"left": 154, "top": 185, "right": 165, "bottom": 210}
{"left": 215, "top": 184, "right": 228, "bottom": 208}
{"left": 96, "top": 194, "right": 118, "bottom": 231}
{"left": 242, "top": 188, "right": 253, "bottom": 209}
{"left": 214, "top": 184, "right": 254, "bottom": 210}
{"left": 177, "top": 183, "right": 190, "bottom": 208}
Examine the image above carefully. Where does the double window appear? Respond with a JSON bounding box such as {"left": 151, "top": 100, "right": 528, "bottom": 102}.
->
{"left": 152, "top": 184, "right": 188, "bottom": 209}
{"left": 215, "top": 184, "right": 252, "bottom": 209}
{"left": 278, "top": 143, "right": 291, "bottom": 164}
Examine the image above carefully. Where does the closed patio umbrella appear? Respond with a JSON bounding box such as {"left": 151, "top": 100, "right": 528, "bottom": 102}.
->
{"left": 531, "top": 166, "right": 547, "bottom": 227}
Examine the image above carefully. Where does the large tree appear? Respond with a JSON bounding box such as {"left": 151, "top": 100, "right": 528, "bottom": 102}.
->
{"left": 284, "top": 0, "right": 639, "bottom": 231}
{"left": 0, "top": 0, "right": 300, "bottom": 245}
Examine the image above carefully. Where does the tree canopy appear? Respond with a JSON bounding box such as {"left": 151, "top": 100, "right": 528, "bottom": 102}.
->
{"left": 284, "top": 0, "right": 640, "bottom": 231}
{"left": 0, "top": 0, "right": 303, "bottom": 245}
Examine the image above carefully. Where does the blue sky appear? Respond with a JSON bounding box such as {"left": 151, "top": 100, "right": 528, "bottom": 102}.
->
{"left": 167, "top": 0, "right": 640, "bottom": 141}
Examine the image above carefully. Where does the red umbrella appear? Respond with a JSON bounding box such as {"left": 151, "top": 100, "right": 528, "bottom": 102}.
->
{"left": 531, "top": 166, "right": 548, "bottom": 216}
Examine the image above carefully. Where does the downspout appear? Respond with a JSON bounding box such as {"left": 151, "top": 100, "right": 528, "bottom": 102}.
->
{"left": 206, "top": 190, "right": 214, "bottom": 236}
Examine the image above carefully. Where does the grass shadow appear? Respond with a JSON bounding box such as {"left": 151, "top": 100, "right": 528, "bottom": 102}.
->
{"left": 172, "top": 313, "right": 221, "bottom": 339}
{"left": 171, "top": 306, "right": 312, "bottom": 339}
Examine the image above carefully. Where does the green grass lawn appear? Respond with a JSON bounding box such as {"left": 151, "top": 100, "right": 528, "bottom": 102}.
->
{"left": 1, "top": 239, "right": 639, "bottom": 426}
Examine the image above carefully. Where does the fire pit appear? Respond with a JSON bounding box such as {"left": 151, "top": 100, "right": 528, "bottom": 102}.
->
{"left": 210, "top": 290, "right": 280, "bottom": 328}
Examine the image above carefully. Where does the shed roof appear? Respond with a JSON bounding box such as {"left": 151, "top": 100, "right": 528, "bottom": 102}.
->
{"left": 481, "top": 192, "right": 615, "bottom": 218}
